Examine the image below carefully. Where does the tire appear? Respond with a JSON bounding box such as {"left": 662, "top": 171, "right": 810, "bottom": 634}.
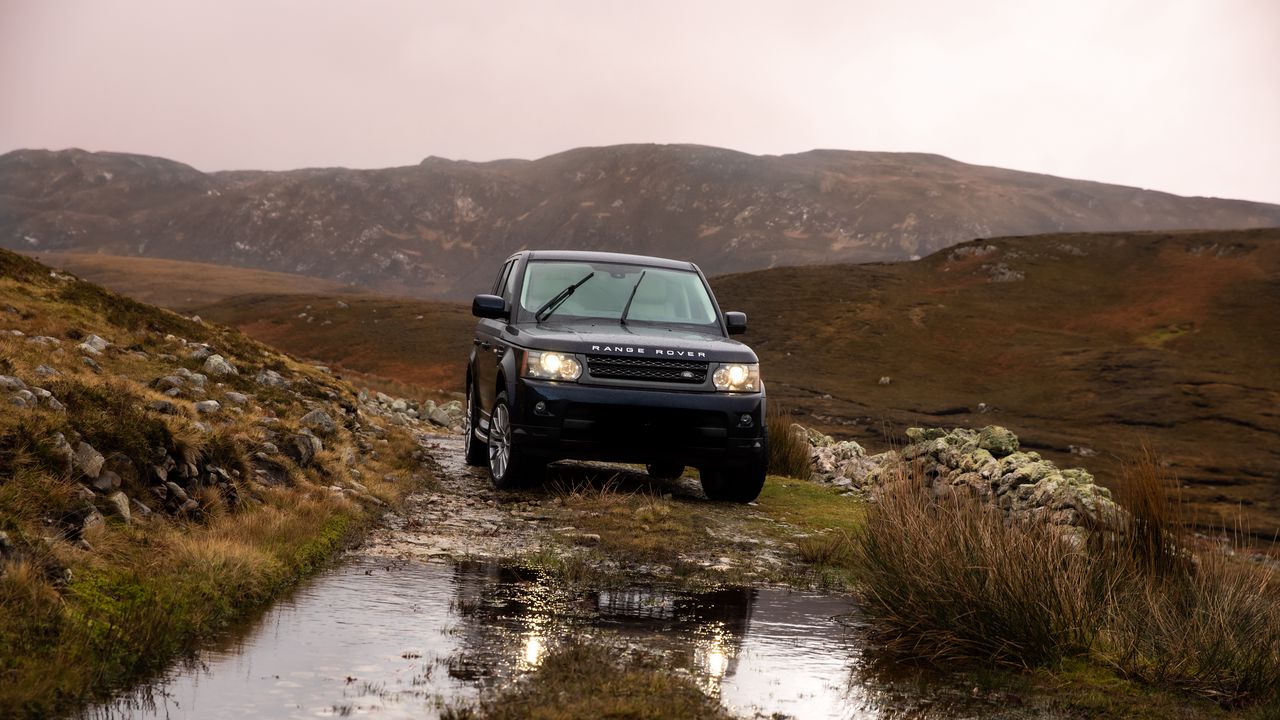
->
{"left": 646, "top": 462, "right": 684, "bottom": 480}
{"left": 699, "top": 435, "right": 768, "bottom": 504}
{"left": 462, "top": 380, "right": 488, "bottom": 467}
{"left": 487, "top": 391, "right": 543, "bottom": 489}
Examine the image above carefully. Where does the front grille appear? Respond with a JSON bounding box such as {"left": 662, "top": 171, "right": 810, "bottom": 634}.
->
{"left": 586, "top": 354, "right": 708, "bottom": 384}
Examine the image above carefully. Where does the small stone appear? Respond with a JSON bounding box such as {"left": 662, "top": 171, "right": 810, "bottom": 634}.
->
{"left": 254, "top": 369, "right": 287, "bottom": 387}
{"left": 283, "top": 433, "right": 324, "bottom": 466}
{"left": 0, "top": 375, "right": 27, "bottom": 391}
{"left": 91, "top": 470, "right": 122, "bottom": 493}
{"left": 82, "top": 356, "right": 101, "bottom": 371}
{"left": 103, "top": 492, "right": 131, "bottom": 523}
{"left": 224, "top": 391, "right": 249, "bottom": 405}
{"left": 10, "top": 389, "right": 36, "bottom": 408}
{"left": 74, "top": 442, "right": 105, "bottom": 479}
{"left": 202, "top": 354, "right": 238, "bottom": 376}
{"left": 148, "top": 399, "right": 179, "bottom": 414}
{"left": 78, "top": 334, "right": 110, "bottom": 355}
{"left": 193, "top": 400, "right": 221, "bottom": 414}
{"left": 129, "top": 498, "right": 153, "bottom": 520}
{"left": 153, "top": 375, "right": 186, "bottom": 392}
{"left": 428, "top": 407, "right": 452, "bottom": 428}
{"left": 878, "top": 376, "right": 891, "bottom": 385}
{"left": 299, "top": 409, "right": 337, "bottom": 436}
{"left": 164, "top": 482, "right": 190, "bottom": 503}
{"left": 189, "top": 345, "right": 213, "bottom": 361}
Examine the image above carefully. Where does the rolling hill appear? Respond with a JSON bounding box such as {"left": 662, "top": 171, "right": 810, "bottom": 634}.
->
{"left": 4, "top": 145, "right": 1279, "bottom": 299}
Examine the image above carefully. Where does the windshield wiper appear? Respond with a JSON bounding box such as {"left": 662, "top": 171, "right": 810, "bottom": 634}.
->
{"left": 534, "top": 271, "right": 595, "bottom": 323}
{"left": 618, "top": 271, "right": 646, "bottom": 327}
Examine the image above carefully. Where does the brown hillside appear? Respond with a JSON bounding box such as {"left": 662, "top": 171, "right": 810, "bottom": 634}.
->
{"left": 4, "top": 145, "right": 1279, "bottom": 299}
{"left": 713, "top": 228, "right": 1280, "bottom": 538}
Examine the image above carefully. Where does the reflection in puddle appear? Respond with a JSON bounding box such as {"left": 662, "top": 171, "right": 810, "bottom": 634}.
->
{"left": 82, "top": 556, "right": 889, "bottom": 719}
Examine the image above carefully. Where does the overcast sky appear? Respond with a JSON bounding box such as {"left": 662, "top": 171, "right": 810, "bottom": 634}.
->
{"left": 2, "top": 0, "right": 1278, "bottom": 203}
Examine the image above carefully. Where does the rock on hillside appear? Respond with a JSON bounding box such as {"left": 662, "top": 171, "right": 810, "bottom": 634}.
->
{"left": 4, "top": 145, "right": 1279, "bottom": 299}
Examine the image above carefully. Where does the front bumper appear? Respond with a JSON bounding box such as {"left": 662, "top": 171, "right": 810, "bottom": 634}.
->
{"left": 511, "top": 379, "right": 765, "bottom": 467}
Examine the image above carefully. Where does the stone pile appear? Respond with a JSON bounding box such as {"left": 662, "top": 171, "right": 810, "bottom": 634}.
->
{"left": 359, "top": 389, "right": 464, "bottom": 433}
{"left": 804, "top": 424, "right": 1121, "bottom": 531}
{"left": 2, "top": 374, "right": 66, "bottom": 411}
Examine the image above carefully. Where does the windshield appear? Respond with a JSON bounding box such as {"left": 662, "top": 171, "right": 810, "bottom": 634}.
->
{"left": 517, "top": 260, "right": 719, "bottom": 329}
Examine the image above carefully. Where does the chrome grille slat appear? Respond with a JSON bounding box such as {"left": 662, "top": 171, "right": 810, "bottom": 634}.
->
{"left": 586, "top": 354, "right": 708, "bottom": 384}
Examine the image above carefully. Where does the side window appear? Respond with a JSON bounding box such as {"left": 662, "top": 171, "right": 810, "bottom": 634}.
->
{"left": 492, "top": 261, "right": 513, "bottom": 296}
{"left": 501, "top": 260, "right": 521, "bottom": 302}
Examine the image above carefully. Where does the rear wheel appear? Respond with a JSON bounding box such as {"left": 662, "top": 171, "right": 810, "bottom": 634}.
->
{"left": 646, "top": 462, "right": 684, "bottom": 480}
{"left": 488, "top": 391, "right": 544, "bottom": 489}
{"left": 462, "top": 381, "right": 487, "bottom": 467}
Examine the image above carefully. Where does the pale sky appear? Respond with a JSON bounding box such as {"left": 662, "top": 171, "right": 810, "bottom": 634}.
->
{"left": 2, "top": 0, "right": 1278, "bottom": 203}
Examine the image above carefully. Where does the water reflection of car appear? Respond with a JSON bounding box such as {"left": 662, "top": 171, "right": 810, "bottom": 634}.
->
{"left": 446, "top": 562, "right": 756, "bottom": 691}
{"left": 464, "top": 250, "right": 768, "bottom": 502}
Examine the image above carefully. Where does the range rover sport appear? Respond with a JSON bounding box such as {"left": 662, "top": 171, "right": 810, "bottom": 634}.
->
{"left": 463, "top": 250, "right": 767, "bottom": 503}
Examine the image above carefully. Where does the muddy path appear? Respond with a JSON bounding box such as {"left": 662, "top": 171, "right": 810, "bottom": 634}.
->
{"left": 82, "top": 436, "right": 1044, "bottom": 720}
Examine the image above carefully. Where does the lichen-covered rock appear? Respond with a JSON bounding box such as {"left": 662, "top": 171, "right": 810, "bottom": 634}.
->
{"left": 202, "top": 354, "right": 238, "bottom": 376}
{"left": 977, "top": 425, "right": 1020, "bottom": 457}
{"left": 803, "top": 424, "right": 1120, "bottom": 531}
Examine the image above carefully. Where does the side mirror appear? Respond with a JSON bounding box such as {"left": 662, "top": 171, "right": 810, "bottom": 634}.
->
{"left": 724, "top": 311, "right": 747, "bottom": 335}
{"left": 472, "top": 294, "right": 509, "bottom": 320}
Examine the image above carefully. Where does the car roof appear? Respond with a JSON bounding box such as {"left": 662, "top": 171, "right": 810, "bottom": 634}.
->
{"left": 509, "top": 249, "right": 698, "bottom": 272}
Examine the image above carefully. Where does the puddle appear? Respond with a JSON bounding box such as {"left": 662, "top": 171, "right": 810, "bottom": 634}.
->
{"left": 83, "top": 555, "right": 886, "bottom": 719}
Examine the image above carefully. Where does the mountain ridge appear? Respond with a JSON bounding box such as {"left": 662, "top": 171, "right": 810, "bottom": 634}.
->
{"left": 4, "top": 144, "right": 1279, "bottom": 299}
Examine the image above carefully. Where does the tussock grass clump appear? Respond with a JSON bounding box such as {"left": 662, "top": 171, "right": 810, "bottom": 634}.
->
{"left": 796, "top": 529, "right": 856, "bottom": 568}
{"left": 766, "top": 402, "right": 812, "bottom": 480}
{"left": 852, "top": 473, "right": 1098, "bottom": 666}
{"left": 851, "top": 454, "right": 1280, "bottom": 708}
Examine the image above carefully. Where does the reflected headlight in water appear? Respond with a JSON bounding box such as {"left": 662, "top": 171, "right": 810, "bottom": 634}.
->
{"left": 712, "top": 363, "right": 760, "bottom": 392}
{"left": 522, "top": 634, "right": 546, "bottom": 668}
{"left": 705, "top": 647, "right": 728, "bottom": 678}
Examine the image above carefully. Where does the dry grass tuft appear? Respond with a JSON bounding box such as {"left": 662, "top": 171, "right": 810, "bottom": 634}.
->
{"left": 766, "top": 402, "right": 812, "bottom": 480}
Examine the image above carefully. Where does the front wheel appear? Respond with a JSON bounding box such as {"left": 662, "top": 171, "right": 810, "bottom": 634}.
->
{"left": 487, "top": 391, "right": 543, "bottom": 489}
{"left": 463, "top": 381, "right": 488, "bottom": 467}
{"left": 699, "top": 436, "right": 768, "bottom": 503}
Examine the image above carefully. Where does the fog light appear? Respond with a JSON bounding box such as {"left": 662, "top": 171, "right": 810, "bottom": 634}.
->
{"left": 739, "top": 414, "right": 753, "bottom": 427}
{"left": 534, "top": 401, "right": 551, "bottom": 416}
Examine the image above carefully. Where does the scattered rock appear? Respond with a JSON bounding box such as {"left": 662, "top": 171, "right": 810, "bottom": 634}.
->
{"left": 102, "top": 492, "right": 132, "bottom": 523}
{"left": 129, "top": 498, "right": 153, "bottom": 521}
{"left": 878, "top": 376, "right": 891, "bottom": 385}
{"left": 148, "top": 399, "right": 179, "bottom": 414}
{"left": 193, "top": 400, "right": 221, "bottom": 414}
{"left": 0, "top": 375, "right": 27, "bottom": 391}
{"left": 73, "top": 442, "right": 105, "bottom": 479}
{"left": 300, "top": 409, "right": 338, "bottom": 436}
{"left": 202, "top": 354, "right": 238, "bottom": 376}
{"left": 81, "top": 356, "right": 101, "bottom": 371}
{"left": 224, "top": 391, "right": 249, "bottom": 405}
{"left": 283, "top": 432, "right": 324, "bottom": 466}
{"left": 77, "top": 334, "right": 110, "bottom": 355}
{"left": 254, "top": 368, "right": 287, "bottom": 387}
{"left": 10, "top": 389, "right": 37, "bottom": 408}
{"left": 91, "top": 470, "right": 122, "bottom": 493}
{"left": 27, "top": 335, "right": 61, "bottom": 347}
{"left": 189, "top": 344, "right": 214, "bottom": 360}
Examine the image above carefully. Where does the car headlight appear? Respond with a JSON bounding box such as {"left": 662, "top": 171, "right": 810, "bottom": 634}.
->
{"left": 712, "top": 363, "right": 760, "bottom": 392}
{"left": 523, "top": 350, "right": 583, "bottom": 381}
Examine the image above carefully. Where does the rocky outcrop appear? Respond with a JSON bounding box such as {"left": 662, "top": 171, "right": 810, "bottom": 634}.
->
{"left": 359, "top": 389, "right": 464, "bottom": 433}
{"left": 804, "top": 425, "right": 1120, "bottom": 531}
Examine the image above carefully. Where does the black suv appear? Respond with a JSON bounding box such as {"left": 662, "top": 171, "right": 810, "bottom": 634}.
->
{"left": 463, "top": 250, "right": 767, "bottom": 502}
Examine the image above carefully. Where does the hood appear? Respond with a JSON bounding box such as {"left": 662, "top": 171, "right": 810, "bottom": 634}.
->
{"left": 508, "top": 322, "right": 758, "bottom": 363}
